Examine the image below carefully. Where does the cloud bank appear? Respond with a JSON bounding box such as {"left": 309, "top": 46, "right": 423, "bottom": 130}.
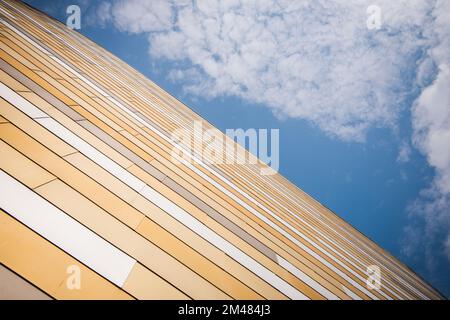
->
{"left": 96, "top": 0, "right": 450, "bottom": 271}
{"left": 409, "top": 0, "right": 450, "bottom": 266}
{"left": 97, "top": 0, "right": 438, "bottom": 141}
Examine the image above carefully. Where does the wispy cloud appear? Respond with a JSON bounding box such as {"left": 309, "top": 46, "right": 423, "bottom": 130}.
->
{"left": 407, "top": 0, "right": 450, "bottom": 269}
{"left": 95, "top": 0, "right": 450, "bottom": 280}
{"left": 397, "top": 140, "right": 412, "bottom": 163}
{"left": 95, "top": 0, "right": 436, "bottom": 141}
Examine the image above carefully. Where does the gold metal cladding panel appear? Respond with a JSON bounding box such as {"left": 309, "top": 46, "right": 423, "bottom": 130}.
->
{"left": 0, "top": 140, "right": 55, "bottom": 189}
{"left": 0, "top": 51, "right": 73, "bottom": 106}
{"left": 0, "top": 97, "right": 282, "bottom": 299}
{"left": 129, "top": 182, "right": 288, "bottom": 300}
{"left": 0, "top": 121, "right": 228, "bottom": 299}
{"left": 0, "top": 111, "right": 144, "bottom": 229}
{"left": 58, "top": 80, "right": 140, "bottom": 136}
{"left": 0, "top": 63, "right": 288, "bottom": 298}
{"left": 0, "top": 68, "right": 29, "bottom": 91}
{"left": 64, "top": 153, "right": 264, "bottom": 299}
{"left": 0, "top": 97, "right": 76, "bottom": 157}
{"left": 136, "top": 218, "right": 264, "bottom": 300}
{"left": 0, "top": 14, "right": 352, "bottom": 288}
{"left": 0, "top": 48, "right": 358, "bottom": 300}
{"left": 0, "top": 36, "right": 61, "bottom": 80}
{"left": 20, "top": 90, "right": 85, "bottom": 122}
{"left": 0, "top": 41, "right": 38, "bottom": 70}
{"left": 123, "top": 263, "right": 189, "bottom": 300}
{"left": 15, "top": 93, "right": 134, "bottom": 169}
{"left": 64, "top": 151, "right": 138, "bottom": 204}
{"left": 0, "top": 264, "right": 52, "bottom": 300}
{"left": 35, "top": 180, "right": 230, "bottom": 300}
{"left": 0, "top": 42, "right": 314, "bottom": 298}
{"left": 0, "top": 210, "right": 132, "bottom": 300}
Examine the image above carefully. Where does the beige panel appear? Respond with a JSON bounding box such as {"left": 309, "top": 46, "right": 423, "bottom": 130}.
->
{"left": 0, "top": 59, "right": 85, "bottom": 121}
{"left": 15, "top": 92, "right": 133, "bottom": 169}
{"left": 76, "top": 119, "right": 155, "bottom": 170}
{"left": 0, "top": 41, "right": 39, "bottom": 70}
{"left": 0, "top": 264, "right": 52, "bottom": 300}
{"left": 0, "top": 49, "right": 77, "bottom": 106}
{"left": 64, "top": 151, "right": 138, "bottom": 203}
{"left": 0, "top": 68, "right": 30, "bottom": 91}
{"left": 0, "top": 140, "right": 55, "bottom": 189}
{"left": 21, "top": 88, "right": 85, "bottom": 121}
{"left": 35, "top": 71, "right": 79, "bottom": 106}
{"left": 0, "top": 98, "right": 77, "bottom": 157}
{"left": 123, "top": 263, "right": 189, "bottom": 300}
{"left": 0, "top": 115, "right": 8, "bottom": 123}
{"left": 0, "top": 37, "right": 62, "bottom": 79}
{"left": 162, "top": 176, "right": 278, "bottom": 262}
{"left": 69, "top": 104, "right": 123, "bottom": 132}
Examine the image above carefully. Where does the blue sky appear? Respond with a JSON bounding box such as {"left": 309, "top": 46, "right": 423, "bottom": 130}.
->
{"left": 24, "top": 0, "right": 450, "bottom": 297}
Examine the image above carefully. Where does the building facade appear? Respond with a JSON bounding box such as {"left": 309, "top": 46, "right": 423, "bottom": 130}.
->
{"left": 0, "top": 0, "right": 444, "bottom": 300}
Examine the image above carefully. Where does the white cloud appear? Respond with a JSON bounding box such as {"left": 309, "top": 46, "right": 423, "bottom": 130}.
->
{"left": 95, "top": 2, "right": 111, "bottom": 27}
{"left": 96, "top": 0, "right": 450, "bottom": 265}
{"left": 96, "top": 0, "right": 175, "bottom": 33}
{"left": 96, "top": 0, "right": 438, "bottom": 142}
{"left": 397, "top": 141, "right": 412, "bottom": 163}
{"left": 410, "top": 0, "right": 450, "bottom": 262}
{"left": 445, "top": 235, "right": 450, "bottom": 260}
{"left": 413, "top": 66, "right": 450, "bottom": 193}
